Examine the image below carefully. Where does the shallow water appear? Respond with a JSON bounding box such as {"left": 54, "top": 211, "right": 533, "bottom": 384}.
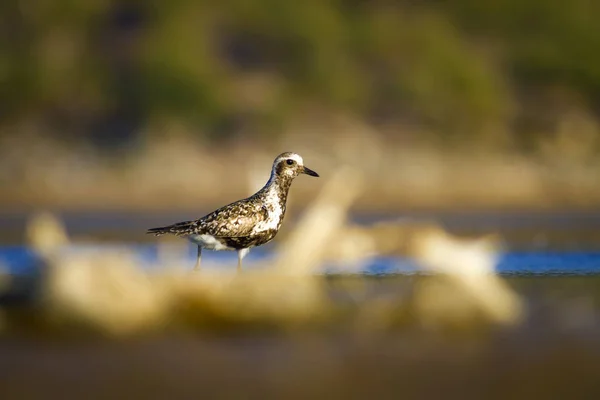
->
{"left": 3, "top": 243, "right": 600, "bottom": 276}
{"left": 2, "top": 209, "right": 600, "bottom": 275}
{"left": 3, "top": 212, "right": 600, "bottom": 399}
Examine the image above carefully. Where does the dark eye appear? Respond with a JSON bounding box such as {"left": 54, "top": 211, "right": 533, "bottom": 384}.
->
{"left": 286, "top": 159, "right": 295, "bottom": 166}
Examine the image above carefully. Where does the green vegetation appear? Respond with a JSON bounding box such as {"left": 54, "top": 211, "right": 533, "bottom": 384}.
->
{"left": 1, "top": 0, "right": 600, "bottom": 148}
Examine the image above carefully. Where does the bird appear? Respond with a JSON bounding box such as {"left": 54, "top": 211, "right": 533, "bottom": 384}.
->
{"left": 147, "top": 152, "right": 319, "bottom": 271}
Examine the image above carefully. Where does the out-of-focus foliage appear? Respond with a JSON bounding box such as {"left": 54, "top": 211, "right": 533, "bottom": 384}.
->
{"left": 1, "top": 0, "right": 600, "bottom": 147}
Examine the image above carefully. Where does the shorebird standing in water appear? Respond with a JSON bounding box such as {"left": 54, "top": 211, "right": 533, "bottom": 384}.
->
{"left": 147, "top": 152, "right": 319, "bottom": 271}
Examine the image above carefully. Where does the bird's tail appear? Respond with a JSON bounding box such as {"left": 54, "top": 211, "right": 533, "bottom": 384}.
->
{"left": 146, "top": 221, "right": 196, "bottom": 236}
{"left": 146, "top": 226, "right": 170, "bottom": 236}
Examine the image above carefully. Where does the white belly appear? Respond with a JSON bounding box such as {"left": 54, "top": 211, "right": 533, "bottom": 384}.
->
{"left": 187, "top": 234, "right": 233, "bottom": 251}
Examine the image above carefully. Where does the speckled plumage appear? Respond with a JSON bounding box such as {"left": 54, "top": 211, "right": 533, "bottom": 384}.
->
{"left": 147, "top": 152, "right": 319, "bottom": 270}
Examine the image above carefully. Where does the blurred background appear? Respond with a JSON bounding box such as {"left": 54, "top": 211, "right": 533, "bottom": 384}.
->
{"left": 2, "top": 1, "right": 600, "bottom": 399}
{"left": 2, "top": 0, "right": 600, "bottom": 214}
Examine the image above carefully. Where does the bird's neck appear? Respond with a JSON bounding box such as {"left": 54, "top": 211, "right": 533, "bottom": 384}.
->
{"left": 261, "top": 173, "right": 293, "bottom": 206}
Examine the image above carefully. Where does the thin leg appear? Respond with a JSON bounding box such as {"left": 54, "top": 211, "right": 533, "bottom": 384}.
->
{"left": 194, "top": 246, "right": 202, "bottom": 271}
{"left": 237, "top": 248, "right": 249, "bottom": 273}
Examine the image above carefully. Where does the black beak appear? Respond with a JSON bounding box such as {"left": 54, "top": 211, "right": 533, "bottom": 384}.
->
{"left": 302, "top": 166, "right": 319, "bottom": 177}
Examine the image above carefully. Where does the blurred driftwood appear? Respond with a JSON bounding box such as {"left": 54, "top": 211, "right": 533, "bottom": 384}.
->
{"left": 0, "top": 169, "right": 524, "bottom": 336}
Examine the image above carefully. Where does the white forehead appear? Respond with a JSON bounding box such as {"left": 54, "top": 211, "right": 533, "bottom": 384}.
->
{"left": 275, "top": 153, "right": 304, "bottom": 165}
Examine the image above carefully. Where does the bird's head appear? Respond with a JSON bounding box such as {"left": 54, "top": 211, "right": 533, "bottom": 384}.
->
{"left": 272, "top": 152, "right": 319, "bottom": 180}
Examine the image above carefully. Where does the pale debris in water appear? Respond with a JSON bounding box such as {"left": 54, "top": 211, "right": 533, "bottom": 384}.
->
{"left": 323, "top": 227, "right": 377, "bottom": 272}
{"left": 25, "top": 211, "right": 69, "bottom": 256}
{"left": 43, "top": 258, "right": 328, "bottom": 335}
{"left": 412, "top": 227, "right": 523, "bottom": 326}
{"left": 13, "top": 176, "right": 525, "bottom": 336}
{"left": 44, "top": 252, "right": 171, "bottom": 335}
{"left": 275, "top": 166, "right": 364, "bottom": 275}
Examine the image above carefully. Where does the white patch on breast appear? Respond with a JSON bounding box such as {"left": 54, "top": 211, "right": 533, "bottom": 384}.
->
{"left": 251, "top": 189, "right": 284, "bottom": 234}
{"left": 187, "top": 234, "right": 233, "bottom": 251}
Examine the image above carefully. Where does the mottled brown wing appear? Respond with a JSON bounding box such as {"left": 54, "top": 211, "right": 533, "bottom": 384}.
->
{"left": 196, "top": 201, "right": 268, "bottom": 238}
